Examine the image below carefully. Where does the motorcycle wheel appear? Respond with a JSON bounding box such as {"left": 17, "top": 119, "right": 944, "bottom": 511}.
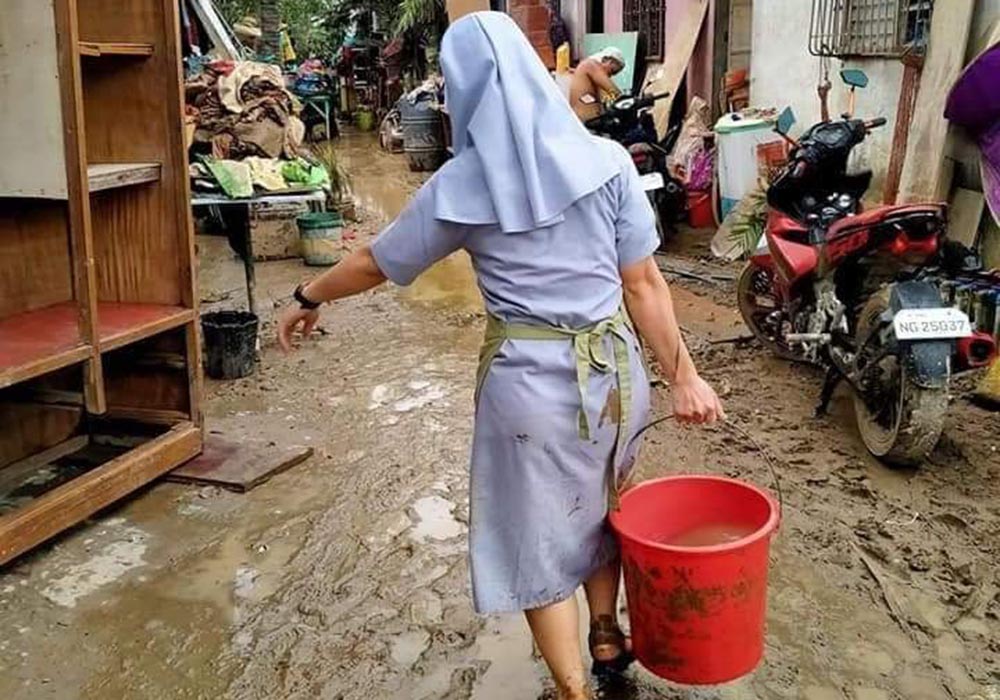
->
{"left": 736, "top": 261, "right": 802, "bottom": 361}
{"left": 853, "top": 288, "right": 948, "bottom": 466}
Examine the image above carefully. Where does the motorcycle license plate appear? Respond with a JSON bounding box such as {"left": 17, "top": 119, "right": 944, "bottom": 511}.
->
{"left": 639, "top": 172, "right": 664, "bottom": 191}
{"left": 892, "top": 308, "right": 972, "bottom": 340}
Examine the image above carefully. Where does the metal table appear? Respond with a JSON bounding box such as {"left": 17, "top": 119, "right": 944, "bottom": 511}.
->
{"left": 299, "top": 93, "right": 335, "bottom": 141}
{"left": 192, "top": 190, "right": 327, "bottom": 315}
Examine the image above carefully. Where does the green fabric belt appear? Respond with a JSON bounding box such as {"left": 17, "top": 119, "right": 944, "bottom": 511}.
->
{"left": 475, "top": 308, "right": 635, "bottom": 475}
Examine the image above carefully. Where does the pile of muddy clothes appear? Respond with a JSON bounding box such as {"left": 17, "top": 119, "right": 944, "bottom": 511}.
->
{"left": 186, "top": 60, "right": 305, "bottom": 160}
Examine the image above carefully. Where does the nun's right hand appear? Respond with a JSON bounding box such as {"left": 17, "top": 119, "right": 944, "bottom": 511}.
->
{"left": 671, "top": 375, "right": 726, "bottom": 425}
{"left": 277, "top": 307, "right": 321, "bottom": 352}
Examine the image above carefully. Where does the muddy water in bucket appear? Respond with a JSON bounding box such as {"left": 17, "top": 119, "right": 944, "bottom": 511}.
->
{"left": 610, "top": 475, "right": 780, "bottom": 685}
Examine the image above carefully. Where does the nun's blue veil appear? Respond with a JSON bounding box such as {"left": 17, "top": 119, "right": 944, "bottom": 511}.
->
{"left": 433, "top": 12, "right": 619, "bottom": 233}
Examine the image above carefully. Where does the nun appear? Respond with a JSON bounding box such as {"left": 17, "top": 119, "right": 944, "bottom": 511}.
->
{"left": 277, "top": 12, "right": 724, "bottom": 699}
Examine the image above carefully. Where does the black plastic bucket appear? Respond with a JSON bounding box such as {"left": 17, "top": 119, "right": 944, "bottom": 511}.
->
{"left": 201, "top": 311, "right": 259, "bottom": 380}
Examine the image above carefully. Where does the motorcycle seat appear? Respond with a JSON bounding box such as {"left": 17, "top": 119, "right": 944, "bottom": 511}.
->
{"left": 826, "top": 203, "right": 945, "bottom": 238}
{"left": 768, "top": 211, "right": 811, "bottom": 244}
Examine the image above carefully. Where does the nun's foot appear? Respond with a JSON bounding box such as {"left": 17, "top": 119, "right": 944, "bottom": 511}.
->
{"left": 555, "top": 685, "right": 591, "bottom": 700}
{"left": 588, "top": 615, "right": 634, "bottom": 677}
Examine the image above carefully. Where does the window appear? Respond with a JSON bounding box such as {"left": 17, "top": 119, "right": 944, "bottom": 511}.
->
{"left": 623, "top": 0, "right": 665, "bottom": 61}
{"left": 809, "top": 0, "right": 934, "bottom": 58}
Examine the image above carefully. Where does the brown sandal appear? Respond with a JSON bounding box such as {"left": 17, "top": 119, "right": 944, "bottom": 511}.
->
{"left": 588, "top": 615, "right": 635, "bottom": 677}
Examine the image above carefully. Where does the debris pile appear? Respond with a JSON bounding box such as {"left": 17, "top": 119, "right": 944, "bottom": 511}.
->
{"left": 185, "top": 60, "right": 330, "bottom": 198}
{"left": 186, "top": 60, "right": 304, "bottom": 159}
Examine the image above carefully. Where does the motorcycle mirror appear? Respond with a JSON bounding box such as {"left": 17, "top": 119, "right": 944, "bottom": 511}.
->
{"left": 775, "top": 107, "right": 797, "bottom": 136}
{"left": 840, "top": 68, "right": 869, "bottom": 89}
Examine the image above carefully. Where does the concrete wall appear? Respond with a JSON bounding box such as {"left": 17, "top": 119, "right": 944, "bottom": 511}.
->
{"left": 750, "top": 0, "right": 1000, "bottom": 196}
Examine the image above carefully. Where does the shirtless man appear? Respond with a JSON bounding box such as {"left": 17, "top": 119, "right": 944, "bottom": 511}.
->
{"left": 568, "top": 47, "right": 626, "bottom": 122}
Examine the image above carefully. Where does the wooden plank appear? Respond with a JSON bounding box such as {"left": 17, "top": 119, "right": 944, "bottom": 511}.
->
{"left": 648, "top": 0, "right": 709, "bottom": 139}
{"left": 897, "top": 1, "right": 976, "bottom": 203}
{"left": 55, "top": 0, "right": 105, "bottom": 414}
{"left": 90, "top": 187, "right": 184, "bottom": 304}
{"left": 0, "top": 202, "right": 75, "bottom": 317}
{"left": 0, "top": 422, "right": 201, "bottom": 566}
{"left": 98, "top": 303, "right": 193, "bottom": 351}
{"left": 0, "top": 0, "right": 68, "bottom": 198}
{"left": 87, "top": 163, "right": 161, "bottom": 193}
{"left": 103, "top": 407, "right": 190, "bottom": 425}
{"left": 79, "top": 42, "right": 154, "bottom": 57}
{"left": 948, "top": 187, "right": 986, "bottom": 247}
{"left": 14, "top": 391, "right": 190, "bottom": 425}
{"left": 187, "top": 0, "right": 240, "bottom": 58}
{"left": 167, "top": 435, "right": 313, "bottom": 493}
{"left": 184, "top": 322, "right": 204, "bottom": 427}
{"left": 0, "top": 347, "right": 92, "bottom": 392}
{"left": 102, "top": 327, "right": 191, "bottom": 419}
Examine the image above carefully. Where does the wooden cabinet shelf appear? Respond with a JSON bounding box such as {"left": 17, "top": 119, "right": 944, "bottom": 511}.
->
{"left": 79, "top": 41, "right": 154, "bottom": 57}
{"left": 98, "top": 303, "right": 193, "bottom": 351}
{"left": 0, "top": 304, "right": 90, "bottom": 390}
{"left": 0, "top": 303, "right": 193, "bottom": 389}
{"left": 87, "top": 163, "right": 161, "bottom": 192}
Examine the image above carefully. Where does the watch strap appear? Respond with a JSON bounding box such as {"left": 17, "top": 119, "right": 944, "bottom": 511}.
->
{"left": 294, "top": 283, "right": 321, "bottom": 310}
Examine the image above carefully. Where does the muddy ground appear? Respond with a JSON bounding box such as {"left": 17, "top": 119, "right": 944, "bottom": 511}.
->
{"left": 1, "top": 133, "right": 998, "bottom": 700}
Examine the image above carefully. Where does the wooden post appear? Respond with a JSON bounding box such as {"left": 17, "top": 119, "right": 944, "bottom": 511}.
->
{"left": 882, "top": 53, "right": 923, "bottom": 204}
{"left": 55, "top": 0, "right": 105, "bottom": 414}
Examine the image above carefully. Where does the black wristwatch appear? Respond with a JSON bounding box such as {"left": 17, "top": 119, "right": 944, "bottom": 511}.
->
{"left": 294, "top": 283, "right": 321, "bottom": 310}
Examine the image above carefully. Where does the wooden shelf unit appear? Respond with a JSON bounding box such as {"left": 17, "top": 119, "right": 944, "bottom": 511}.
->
{"left": 0, "top": 0, "right": 202, "bottom": 565}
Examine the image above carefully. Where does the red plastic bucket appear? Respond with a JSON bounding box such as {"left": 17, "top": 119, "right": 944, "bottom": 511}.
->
{"left": 687, "top": 191, "right": 715, "bottom": 228}
{"left": 609, "top": 475, "right": 780, "bottom": 685}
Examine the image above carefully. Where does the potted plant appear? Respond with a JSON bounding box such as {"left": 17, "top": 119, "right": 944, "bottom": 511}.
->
{"left": 312, "top": 141, "right": 355, "bottom": 220}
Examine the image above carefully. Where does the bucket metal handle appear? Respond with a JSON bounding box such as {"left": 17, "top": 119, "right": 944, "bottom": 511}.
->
{"left": 623, "top": 415, "right": 785, "bottom": 517}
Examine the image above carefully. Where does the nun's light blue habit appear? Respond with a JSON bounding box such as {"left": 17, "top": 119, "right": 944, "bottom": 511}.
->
{"left": 370, "top": 11, "right": 659, "bottom": 613}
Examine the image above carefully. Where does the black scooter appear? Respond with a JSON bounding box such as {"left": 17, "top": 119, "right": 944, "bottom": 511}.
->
{"left": 585, "top": 92, "right": 684, "bottom": 248}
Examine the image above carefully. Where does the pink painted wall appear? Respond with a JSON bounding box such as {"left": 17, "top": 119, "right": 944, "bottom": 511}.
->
{"left": 604, "top": 0, "right": 623, "bottom": 33}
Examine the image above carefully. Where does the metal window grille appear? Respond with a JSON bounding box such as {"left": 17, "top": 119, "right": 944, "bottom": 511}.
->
{"left": 809, "top": 0, "right": 934, "bottom": 58}
{"left": 623, "top": 0, "right": 665, "bottom": 61}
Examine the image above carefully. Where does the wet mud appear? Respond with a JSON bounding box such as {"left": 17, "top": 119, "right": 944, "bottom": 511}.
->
{"left": 1, "top": 132, "right": 998, "bottom": 700}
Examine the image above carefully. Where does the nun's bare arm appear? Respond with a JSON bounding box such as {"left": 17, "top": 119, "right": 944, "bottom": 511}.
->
{"left": 277, "top": 245, "right": 387, "bottom": 351}
{"left": 621, "top": 256, "right": 725, "bottom": 424}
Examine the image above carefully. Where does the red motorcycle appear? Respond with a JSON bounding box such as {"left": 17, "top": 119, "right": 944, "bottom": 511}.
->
{"left": 737, "top": 69, "right": 996, "bottom": 465}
